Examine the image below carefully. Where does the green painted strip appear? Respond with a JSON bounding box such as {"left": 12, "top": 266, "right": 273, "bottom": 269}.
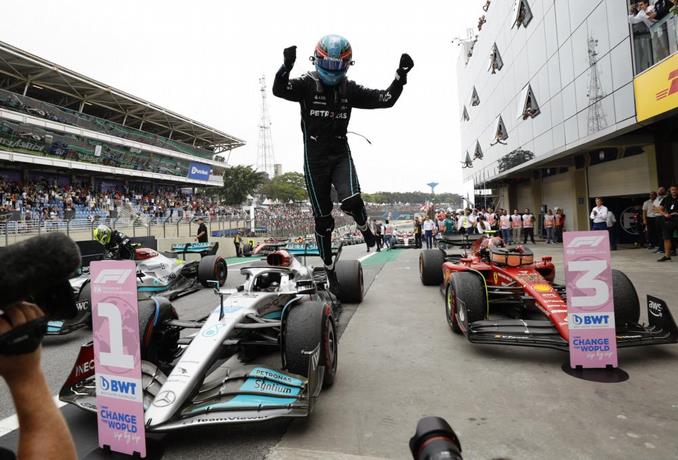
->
{"left": 360, "top": 249, "right": 402, "bottom": 267}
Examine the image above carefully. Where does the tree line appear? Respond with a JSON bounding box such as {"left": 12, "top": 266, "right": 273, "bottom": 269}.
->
{"left": 213, "top": 165, "right": 462, "bottom": 207}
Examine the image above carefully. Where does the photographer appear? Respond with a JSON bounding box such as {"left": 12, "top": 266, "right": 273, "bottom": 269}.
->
{"left": 0, "top": 233, "right": 81, "bottom": 459}
{"left": 0, "top": 302, "right": 76, "bottom": 460}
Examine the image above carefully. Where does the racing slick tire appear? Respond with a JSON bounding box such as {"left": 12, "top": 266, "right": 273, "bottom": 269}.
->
{"left": 198, "top": 255, "right": 227, "bottom": 287}
{"left": 449, "top": 271, "right": 487, "bottom": 334}
{"left": 138, "top": 297, "right": 180, "bottom": 370}
{"left": 444, "top": 283, "right": 462, "bottom": 334}
{"left": 419, "top": 249, "right": 445, "bottom": 286}
{"left": 284, "top": 301, "right": 337, "bottom": 388}
{"left": 612, "top": 269, "right": 640, "bottom": 329}
{"left": 335, "top": 259, "right": 364, "bottom": 303}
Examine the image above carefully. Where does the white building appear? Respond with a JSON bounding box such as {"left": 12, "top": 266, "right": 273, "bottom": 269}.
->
{"left": 457, "top": 0, "right": 677, "bottom": 240}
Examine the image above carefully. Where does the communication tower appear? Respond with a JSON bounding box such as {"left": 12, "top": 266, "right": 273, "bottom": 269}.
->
{"left": 256, "top": 75, "right": 276, "bottom": 177}
{"left": 586, "top": 37, "right": 608, "bottom": 135}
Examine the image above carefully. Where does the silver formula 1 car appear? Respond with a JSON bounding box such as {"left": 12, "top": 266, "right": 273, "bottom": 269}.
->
{"left": 47, "top": 241, "right": 227, "bottom": 336}
{"left": 59, "top": 246, "right": 364, "bottom": 430}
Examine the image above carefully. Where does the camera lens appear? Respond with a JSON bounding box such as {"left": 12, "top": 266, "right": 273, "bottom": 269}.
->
{"left": 409, "top": 416, "right": 462, "bottom": 460}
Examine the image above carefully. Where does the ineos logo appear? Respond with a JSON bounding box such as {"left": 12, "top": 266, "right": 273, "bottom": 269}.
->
{"left": 153, "top": 391, "right": 176, "bottom": 407}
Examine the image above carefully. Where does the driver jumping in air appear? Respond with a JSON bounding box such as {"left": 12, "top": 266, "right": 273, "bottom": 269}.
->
{"left": 273, "top": 34, "right": 413, "bottom": 293}
{"left": 93, "top": 224, "right": 135, "bottom": 260}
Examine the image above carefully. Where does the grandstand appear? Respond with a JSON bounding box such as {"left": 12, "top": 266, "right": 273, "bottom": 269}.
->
{"left": 0, "top": 40, "right": 245, "bottom": 189}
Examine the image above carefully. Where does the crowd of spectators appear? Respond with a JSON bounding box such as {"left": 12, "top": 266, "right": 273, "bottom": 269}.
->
{"left": 0, "top": 177, "right": 249, "bottom": 224}
{"left": 413, "top": 205, "right": 565, "bottom": 246}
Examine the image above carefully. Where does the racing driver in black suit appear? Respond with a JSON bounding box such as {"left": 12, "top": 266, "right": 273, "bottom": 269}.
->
{"left": 273, "top": 34, "right": 413, "bottom": 293}
{"left": 93, "top": 224, "right": 135, "bottom": 260}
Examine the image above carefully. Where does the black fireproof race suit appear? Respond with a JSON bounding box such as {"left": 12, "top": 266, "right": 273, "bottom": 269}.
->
{"left": 273, "top": 66, "right": 406, "bottom": 265}
{"left": 106, "top": 230, "right": 135, "bottom": 260}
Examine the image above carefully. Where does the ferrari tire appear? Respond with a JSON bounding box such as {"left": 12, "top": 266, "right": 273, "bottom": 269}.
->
{"left": 198, "top": 255, "right": 227, "bottom": 287}
{"left": 612, "top": 269, "right": 640, "bottom": 329}
{"left": 450, "top": 272, "right": 487, "bottom": 333}
{"left": 284, "top": 301, "right": 337, "bottom": 388}
{"left": 335, "top": 259, "right": 364, "bottom": 303}
{"left": 419, "top": 249, "right": 445, "bottom": 286}
{"left": 444, "top": 283, "right": 462, "bottom": 334}
{"left": 138, "top": 297, "right": 179, "bottom": 369}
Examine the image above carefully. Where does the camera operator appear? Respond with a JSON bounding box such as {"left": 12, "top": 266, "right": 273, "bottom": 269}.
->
{"left": 0, "top": 233, "right": 81, "bottom": 459}
{"left": 0, "top": 302, "right": 76, "bottom": 460}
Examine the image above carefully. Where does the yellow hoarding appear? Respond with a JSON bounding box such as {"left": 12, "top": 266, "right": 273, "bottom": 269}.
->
{"left": 634, "top": 52, "right": 678, "bottom": 122}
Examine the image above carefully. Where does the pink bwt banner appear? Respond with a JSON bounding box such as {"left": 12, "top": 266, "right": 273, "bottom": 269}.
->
{"left": 563, "top": 231, "right": 618, "bottom": 368}
{"left": 91, "top": 260, "right": 147, "bottom": 457}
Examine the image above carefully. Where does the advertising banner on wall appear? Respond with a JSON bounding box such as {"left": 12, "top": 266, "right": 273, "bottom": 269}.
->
{"left": 91, "top": 260, "right": 147, "bottom": 457}
{"left": 563, "top": 231, "right": 618, "bottom": 368}
{"left": 187, "top": 162, "right": 210, "bottom": 181}
{"left": 634, "top": 52, "right": 678, "bottom": 122}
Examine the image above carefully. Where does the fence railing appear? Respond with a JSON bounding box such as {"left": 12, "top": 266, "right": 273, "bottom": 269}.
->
{"left": 0, "top": 214, "right": 355, "bottom": 246}
{"left": 632, "top": 13, "right": 678, "bottom": 74}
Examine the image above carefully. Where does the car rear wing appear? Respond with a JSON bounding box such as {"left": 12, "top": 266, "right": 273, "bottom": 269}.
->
{"left": 169, "top": 242, "right": 219, "bottom": 258}
{"left": 284, "top": 242, "right": 343, "bottom": 265}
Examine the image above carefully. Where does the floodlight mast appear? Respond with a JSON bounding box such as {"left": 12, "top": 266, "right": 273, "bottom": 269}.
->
{"left": 256, "top": 75, "right": 276, "bottom": 178}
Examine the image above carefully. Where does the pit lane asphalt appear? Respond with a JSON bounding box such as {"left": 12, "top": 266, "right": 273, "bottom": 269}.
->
{"left": 3, "top": 243, "right": 678, "bottom": 459}
{"left": 0, "top": 243, "right": 387, "bottom": 458}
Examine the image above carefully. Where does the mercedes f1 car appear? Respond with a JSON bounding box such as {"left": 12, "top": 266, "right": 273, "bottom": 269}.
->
{"left": 59, "top": 245, "right": 364, "bottom": 430}
{"left": 418, "top": 235, "right": 678, "bottom": 350}
{"left": 47, "top": 241, "right": 227, "bottom": 335}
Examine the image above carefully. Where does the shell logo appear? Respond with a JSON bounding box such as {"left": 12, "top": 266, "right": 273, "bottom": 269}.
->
{"left": 533, "top": 283, "right": 551, "bottom": 293}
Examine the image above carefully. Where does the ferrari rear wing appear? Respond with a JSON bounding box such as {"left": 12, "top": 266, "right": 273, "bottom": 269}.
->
{"left": 467, "top": 296, "right": 678, "bottom": 351}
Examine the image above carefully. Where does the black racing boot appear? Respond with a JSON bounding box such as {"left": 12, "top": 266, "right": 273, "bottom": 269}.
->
{"left": 324, "top": 261, "right": 341, "bottom": 297}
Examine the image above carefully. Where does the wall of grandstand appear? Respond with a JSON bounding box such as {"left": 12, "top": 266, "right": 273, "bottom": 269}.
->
{"left": 0, "top": 150, "right": 221, "bottom": 186}
{"left": 0, "top": 89, "right": 227, "bottom": 169}
{"left": 0, "top": 119, "right": 220, "bottom": 185}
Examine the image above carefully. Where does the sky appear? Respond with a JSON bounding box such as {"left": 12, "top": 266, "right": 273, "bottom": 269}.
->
{"left": 1, "top": 0, "right": 481, "bottom": 194}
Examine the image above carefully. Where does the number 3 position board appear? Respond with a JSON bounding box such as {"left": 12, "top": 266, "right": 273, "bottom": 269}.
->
{"left": 563, "top": 231, "right": 618, "bottom": 368}
{"left": 91, "top": 260, "right": 146, "bottom": 457}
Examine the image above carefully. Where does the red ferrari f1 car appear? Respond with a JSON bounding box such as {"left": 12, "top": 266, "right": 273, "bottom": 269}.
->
{"left": 419, "top": 236, "right": 678, "bottom": 350}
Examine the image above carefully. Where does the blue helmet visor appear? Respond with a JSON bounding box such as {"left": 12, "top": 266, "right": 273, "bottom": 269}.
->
{"left": 315, "top": 57, "right": 351, "bottom": 71}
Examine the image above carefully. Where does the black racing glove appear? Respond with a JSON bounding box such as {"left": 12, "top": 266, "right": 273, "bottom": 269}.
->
{"left": 396, "top": 53, "right": 414, "bottom": 84}
{"left": 283, "top": 46, "right": 297, "bottom": 71}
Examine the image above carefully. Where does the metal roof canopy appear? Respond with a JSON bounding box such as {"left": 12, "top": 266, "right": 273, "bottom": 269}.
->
{"left": 0, "top": 40, "right": 245, "bottom": 155}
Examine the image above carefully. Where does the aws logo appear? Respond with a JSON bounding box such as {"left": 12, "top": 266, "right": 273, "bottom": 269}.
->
{"left": 656, "top": 68, "right": 678, "bottom": 100}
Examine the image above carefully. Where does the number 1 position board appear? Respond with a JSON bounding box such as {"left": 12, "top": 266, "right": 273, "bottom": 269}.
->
{"left": 91, "top": 260, "right": 147, "bottom": 457}
{"left": 563, "top": 231, "right": 618, "bottom": 368}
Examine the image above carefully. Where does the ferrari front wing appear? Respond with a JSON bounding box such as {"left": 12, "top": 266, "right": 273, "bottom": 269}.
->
{"left": 466, "top": 296, "right": 678, "bottom": 351}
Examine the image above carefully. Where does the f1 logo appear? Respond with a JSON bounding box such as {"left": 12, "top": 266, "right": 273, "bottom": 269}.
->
{"left": 94, "top": 269, "right": 133, "bottom": 284}
{"left": 567, "top": 235, "right": 605, "bottom": 248}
